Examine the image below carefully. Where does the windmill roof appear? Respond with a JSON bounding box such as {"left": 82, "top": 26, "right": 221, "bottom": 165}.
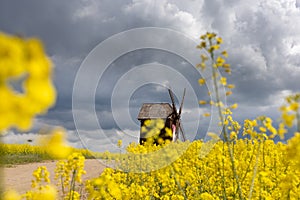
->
{"left": 137, "top": 103, "right": 173, "bottom": 120}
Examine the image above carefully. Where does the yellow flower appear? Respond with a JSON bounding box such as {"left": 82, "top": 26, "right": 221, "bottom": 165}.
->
{"left": 208, "top": 45, "right": 220, "bottom": 52}
{"left": 198, "top": 78, "right": 206, "bottom": 86}
{"left": 259, "top": 127, "right": 267, "bottom": 133}
{"left": 200, "top": 34, "right": 206, "bottom": 40}
{"left": 197, "top": 41, "right": 206, "bottom": 49}
{"left": 199, "top": 100, "right": 207, "bottom": 105}
{"left": 207, "top": 32, "right": 216, "bottom": 39}
{"left": 224, "top": 68, "right": 231, "bottom": 74}
{"left": 117, "top": 140, "right": 123, "bottom": 148}
{"left": 222, "top": 50, "right": 229, "bottom": 58}
{"left": 25, "top": 185, "right": 57, "bottom": 200}
{"left": 216, "top": 37, "right": 223, "bottom": 44}
{"left": 230, "top": 131, "right": 237, "bottom": 139}
{"left": 203, "top": 113, "right": 211, "bottom": 117}
{"left": 278, "top": 123, "right": 287, "bottom": 139}
{"left": 220, "top": 77, "right": 227, "bottom": 86}
{"left": 3, "top": 190, "right": 21, "bottom": 200}
{"left": 39, "top": 128, "right": 72, "bottom": 159}
{"left": 201, "top": 54, "right": 208, "bottom": 62}
{"left": 196, "top": 62, "right": 206, "bottom": 71}
{"left": 282, "top": 112, "right": 295, "bottom": 127}
{"left": 144, "top": 119, "right": 151, "bottom": 127}
{"left": 223, "top": 63, "right": 231, "bottom": 69}
{"left": 230, "top": 103, "right": 238, "bottom": 109}
{"left": 289, "top": 102, "right": 299, "bottom": 111}
{"left": 0, "top": 31, "right": 56, "bottom": 132}
{"left": 200, "top": 192, "right": 214, "bottom": 200}
{"left": 226, "top": 91, "right": 232, "bottom": 96}
{"left": 216, "top": 56, "right": 225, "bottom": 67}
{"left": 227, "top": 84, "right": 235, "bottom": 89}
{"left": 165, "top": 127, "right": 173, "bottom": 137}
{"left": 65, "top": 190, "right": 80, "bottom": 200}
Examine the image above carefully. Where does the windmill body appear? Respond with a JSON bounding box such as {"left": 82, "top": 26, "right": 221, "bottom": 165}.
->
{"left": 137, "top": 89, "right": 186, "bottom": 144}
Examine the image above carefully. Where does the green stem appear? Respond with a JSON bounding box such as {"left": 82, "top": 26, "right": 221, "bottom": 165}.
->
{"left": 248, "top": 141, "right": 261, "bottom": 200}
{"left": 209, "top": 50, "right": 244, "bottom": 200}
{"left": 170, "top": 166, "right": 188, "bottom": 200}
{"left": 221, "top": 141, "right": 227, "bottom": 200}
{"left": 297, "top": 111, "right": 300, "bottom": 133}
{"left": 240, "top": 142, "right": 256, "bottom": 184}
{"left": 263, "top": 140, "right": 266, "bottom": 169}
{"left": 0, "top": 137, "right": 4, "bottom": 198}
{"left": 69, "top": 169, "right": 77, "bottom": 200}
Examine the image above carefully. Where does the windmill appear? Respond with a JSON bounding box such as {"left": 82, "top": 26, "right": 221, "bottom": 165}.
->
{"left": 137, "top": 88, "right": 187, "bottom": 144}
{"left": 168, "top": 88, "right": 187, "bottom": 142}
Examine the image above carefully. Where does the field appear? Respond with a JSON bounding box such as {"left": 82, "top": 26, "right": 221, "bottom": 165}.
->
{"left": 2, "top": 136, "right": 300, "bottom": 199}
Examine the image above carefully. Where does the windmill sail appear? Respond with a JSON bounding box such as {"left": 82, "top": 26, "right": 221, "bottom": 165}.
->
{"left": 168, "top": 88, "right": 187, "bottom": 142}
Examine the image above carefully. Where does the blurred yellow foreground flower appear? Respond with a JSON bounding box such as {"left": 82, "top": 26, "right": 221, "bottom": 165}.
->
{"left": 38, "top": 128, "right": 72, "bottom": 159}
{"left": 0, "top": 32, "right": 56, "bottom": 132}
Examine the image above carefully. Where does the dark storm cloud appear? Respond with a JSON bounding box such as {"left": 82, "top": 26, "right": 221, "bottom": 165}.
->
{"left": 0, "top": 0, "right": 132, "bottom": 57}
{"left": 1, "top": 0, "right": 300, "bottom": 148}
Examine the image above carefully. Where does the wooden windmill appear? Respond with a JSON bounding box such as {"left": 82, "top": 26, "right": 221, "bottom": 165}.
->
{"left": 137, "top": 88, "right": 187, "bottom": 144}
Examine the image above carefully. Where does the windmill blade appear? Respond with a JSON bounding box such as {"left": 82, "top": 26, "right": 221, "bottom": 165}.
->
{"left": 168, "top": 88, "right": 178, "bottom": 115}
{"left": 175, "top": 120, "right": 180, "bottom": 141}
{"left": 178, "top": 88, "right": 186, "bottom": 117}
{"left": 178, "top": 121, "right": 187, "bottom": 141}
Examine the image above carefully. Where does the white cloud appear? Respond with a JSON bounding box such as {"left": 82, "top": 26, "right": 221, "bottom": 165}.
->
{"left": 73, "top": 0, "right": 99, "bottom": 20}
{"left": 2, "top": 132, "right": 38, "bottom": 144}
{"left": 123, "top": 0, "right": 202, "bottom": 37}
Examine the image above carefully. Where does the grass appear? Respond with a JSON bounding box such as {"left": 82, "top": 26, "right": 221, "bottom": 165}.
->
{"left": 0, "top": 143, "right": 98, "bottom": 167}
{"left": 2, "top": 154, "right": 53, "bottom": 167}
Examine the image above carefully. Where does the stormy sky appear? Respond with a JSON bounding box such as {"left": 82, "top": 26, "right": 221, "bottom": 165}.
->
{"left": 1, "top": 0, "right": 300, "bottom": 152}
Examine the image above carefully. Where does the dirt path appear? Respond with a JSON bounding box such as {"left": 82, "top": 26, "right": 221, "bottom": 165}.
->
{"left": 3, "top": 159, "right": 106, "bottom": 194}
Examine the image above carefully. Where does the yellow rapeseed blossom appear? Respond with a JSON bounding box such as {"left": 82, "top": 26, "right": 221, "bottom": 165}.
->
{"left": 230, "top": 103, "right": 238, "bottom": 109}
{"left": 198, "top": 78, "right": 206, "bottom": 86}
{"left": 203, "top": 113, "right": 211, "bottom": 117}
{"left": 3, "top": 190, "right": 21, "bottom": 200}
{"left": 207, "top": 32, "right": 216, "bottom": 39}
{"left": 84, "top": 134, "right": 300, "bottom": 199}
{"left": 199, "top": 100, "right": 207, "bottom": 105}
{"left": 216, "top": 56, "right": 225, "bottom": 67}
{"left": 227, "top": 84, "right": 235, "bottom": 89}
{"left": 38, "top": 128, "right": 72, "bottom": 159}
{"left": 259, "top": 127, "right": 267, "bottom": 133}
{"left": 220, "top": 77, "right": 227, "bottom": 86}
{"left": 230, "top": 131, "right": 237, "bottom": 140}
{"left": 117, "top": 140, "right": 123, "bottom": 148}
{"left": 0, "top": 32, "right": 56, "bottom": 132}
{"left": 201, "top": 54, "right": 208, "bottom": 62}
{"left": 23, "top": 185, "right": 57, "bottom": 200}
{"left": 286, "top": 132, "right": 300, "bottom": 169}
{"left": 216, "top": 37, "right": 223, "bottom": 44}
{"left": 197, "top": 62, "right": 206, "bottom": 71}
{"left": 280, "top": 93, "right": 299, "bottom": 132}
{"left": 282, "top": 112, "right": 295, "bottom": 127}
{"left": 278, "top": 123, "right": 287, "bottom": 139}
{"left": 226, "top": 91, "right": 232, "bottom": 96}
{"left": 200, "top": 192, "right": 215, "bottom": 200}
{"left": 31, "top": 166, "right": 50, "bottom": 188}
{"left": 2, "top": 133, "right": 300, "bottom": 199}
{"left": 221, "top": 50, "right": 229, "bottom": 58}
